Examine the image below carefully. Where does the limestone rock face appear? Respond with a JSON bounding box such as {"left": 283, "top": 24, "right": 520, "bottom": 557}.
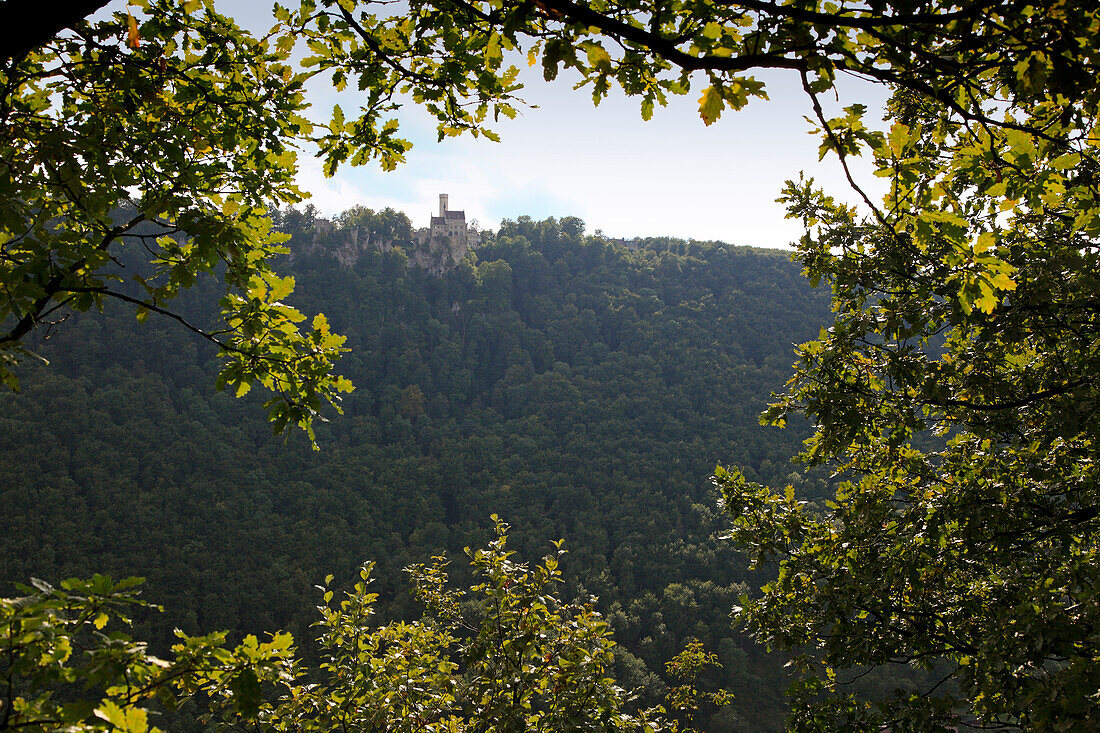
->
{"left": 289, "top": 221, "right": 379, "bottom": 267}
{"left": 410, "top": 227, "right": 477, "bottom": 277}
{"left": 292, "top": 224, "right": 478, "bottom": 276}
{"left": 287, "top": 195, "right": 479, "bottom": 276}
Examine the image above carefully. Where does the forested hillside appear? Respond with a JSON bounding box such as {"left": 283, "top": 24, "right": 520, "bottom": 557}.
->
{"left": 1, "top": 210, "right": 832, "bottom": 730}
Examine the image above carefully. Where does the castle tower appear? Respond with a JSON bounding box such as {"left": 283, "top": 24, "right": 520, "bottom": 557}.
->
{"left": 429, "top": 193, "right": 469, "bottom": 246}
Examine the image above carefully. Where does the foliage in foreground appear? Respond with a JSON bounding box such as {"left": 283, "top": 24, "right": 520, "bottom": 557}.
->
{"left": 717, "top": 37, "right": 1100, "bottom": 733}
{"left": 1, "top": 519, "right": 667, "bottom": 732}
{"left": 1, "top": 0, "right": 351, "bottom": 445}
{"left": 0, "top": 574, "right": 292, "bottom": 732}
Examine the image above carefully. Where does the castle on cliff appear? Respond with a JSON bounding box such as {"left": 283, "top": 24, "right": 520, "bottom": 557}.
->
{"left": 409, "top": 193, "right": 480, "bottom": 275}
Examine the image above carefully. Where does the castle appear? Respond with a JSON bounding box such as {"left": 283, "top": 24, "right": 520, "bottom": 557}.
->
{"left": 422, "top": 194, "right": 480, "bottom": 250}
{"left": 431, "top": 194, "right": 462, "bottom": 239}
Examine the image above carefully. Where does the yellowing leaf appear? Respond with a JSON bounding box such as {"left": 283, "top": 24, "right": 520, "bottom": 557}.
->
{"left": 94, "top": 701, "right": 150, "bottom": 731}
{"left": 702, "top": 22, "right": 722, "bottom": 40}
{"left": 95, "top": 701, "right": 127, "bottom": 728}
{"left": 267, "top": 274, "right": 296, "bottom": 302}
{"left": 485, "top": 32, "right": 502, "bottom": 64}
{"left": 1050, "top": 152, "right": 1081, "bottom": 169}
{"left": 583, "top": 42, "right": 611, "bottom": 73}
{"left": 698, "top": 86, "right": 724, "bottom": 126}
{"left": 974, "top": 231, "right": 996, "bottom": 254}
{"left": 127, "top": 10, "right": 141, "bottom": 49}
{"left": 888, "top": 122, "right": 911, "bottom": 156}
{"left": 988, "top": 270, "right": 1017, "bottom": 292}
{"left": 974, "top": 287, "right": 998, "bottom": 314}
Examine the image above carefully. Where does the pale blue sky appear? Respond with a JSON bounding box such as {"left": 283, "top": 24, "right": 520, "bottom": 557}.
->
{"left": 153, "top": 1, "right": 891, "bottom": 248}
{"left": 296, "top": 66, "right": 887, "bottom": 249}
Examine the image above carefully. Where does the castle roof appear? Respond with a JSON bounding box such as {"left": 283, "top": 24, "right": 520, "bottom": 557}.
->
{"left": 431, "top": 210, "right": 466, "bottom": 226}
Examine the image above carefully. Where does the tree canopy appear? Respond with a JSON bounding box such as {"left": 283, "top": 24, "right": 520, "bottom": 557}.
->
{"left": 277, "top": 0, "right": 1100, "bottom": 727}
{"left": 718, "top": 80, "right": 1100, "bottom": 730}
{"left": 0, "top": 0, "right": 351, "bottom": 444}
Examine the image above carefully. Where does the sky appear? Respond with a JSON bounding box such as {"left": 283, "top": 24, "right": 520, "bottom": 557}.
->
{"left": 180, "top": 2, "right": 891, "bottom": 249}
{"left": 296, "top": 68, "right": 888, "bottom": 249}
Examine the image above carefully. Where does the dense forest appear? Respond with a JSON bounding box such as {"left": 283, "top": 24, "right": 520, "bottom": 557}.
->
{"left": 1, "top": 208, "right": 833, "bottom": 729}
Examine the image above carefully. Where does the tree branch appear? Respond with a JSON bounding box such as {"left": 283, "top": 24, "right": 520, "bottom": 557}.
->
{"left": 0, "top": 0, "right": 111, "bottom": 66}
{"left": 0, "top": 213, "right": 145, "bottom": 347}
